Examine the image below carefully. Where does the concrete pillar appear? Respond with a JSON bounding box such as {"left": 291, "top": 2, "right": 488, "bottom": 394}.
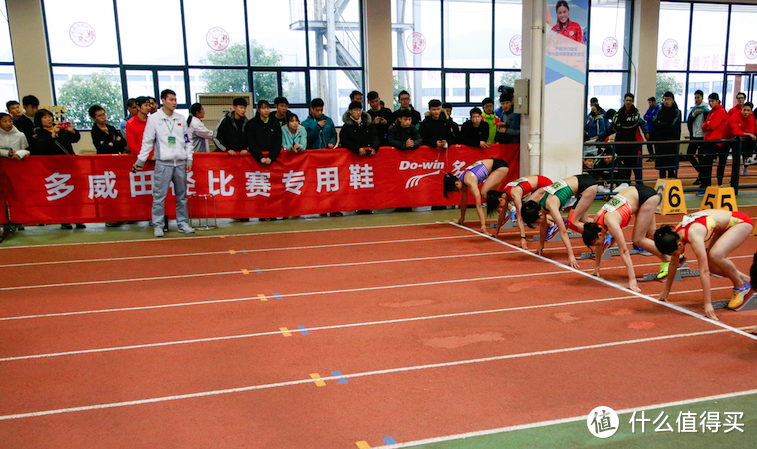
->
{"left": 363, "top": 0, "right": 393, "bottom": 103}
{"left": 6, "top": 0, "right": 53, "bottom": 105}
{"left": 632, "top": 0, "right": 660, "bottom": 99}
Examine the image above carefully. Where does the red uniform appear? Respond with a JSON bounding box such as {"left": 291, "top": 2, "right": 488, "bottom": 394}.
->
{"left": 552, "top": 21, "right": 582, "bottom": 43}
{"left": 504, "top": 175, "right": 552, "bottom": 198}
{"left": 726, "top": 111, "right": 756, "bottom": 139}
{"left": 702, "top": 104, "right": 729, "bottom": 143}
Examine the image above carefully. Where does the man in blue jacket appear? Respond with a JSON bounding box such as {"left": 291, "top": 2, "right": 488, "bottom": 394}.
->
{"left": 302, "top": 98, "right": 336, "bottom": 149}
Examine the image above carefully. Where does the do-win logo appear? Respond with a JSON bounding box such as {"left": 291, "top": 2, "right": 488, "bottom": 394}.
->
{"left": 399, "top": 160, "right": 445, "bottom": 189}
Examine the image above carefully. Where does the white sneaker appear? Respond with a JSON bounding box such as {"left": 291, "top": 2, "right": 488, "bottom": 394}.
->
{"left": 154, "top": 226, "right": 164, "bottom": 238}
{"left": 612, "top": 183, "right": 629, "bottom": 193}
{"left": 177, "top": 222, "right": 195, "bottom": 234}
{"left": 746, "top": 157, "right": 756, "bottom": 165}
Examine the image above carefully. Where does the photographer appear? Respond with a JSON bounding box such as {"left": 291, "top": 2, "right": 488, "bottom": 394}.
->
{"left": 31, "top": 109, "right": 80, "bottom": 155}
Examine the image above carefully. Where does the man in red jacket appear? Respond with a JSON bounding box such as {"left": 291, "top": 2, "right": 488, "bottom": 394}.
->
{"left": 728, "top": 101, "right": 757, "bottom": 177}
{"left": 698, "top": 93, "right": 729, "bottom": 194}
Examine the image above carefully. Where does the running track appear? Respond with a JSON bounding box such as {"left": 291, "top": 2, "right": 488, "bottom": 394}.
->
{"left": 1, "top": 217, "right": 756, "bottom": 448}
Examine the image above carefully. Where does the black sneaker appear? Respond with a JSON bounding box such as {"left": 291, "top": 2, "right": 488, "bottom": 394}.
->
{"left": 356, "top": 210, "right": 373, "bottom": 215}
{"left": 330, "top": 212, "right": 344, "bottom": 217}
{"left": 60, "top": 223, "right": 73, "bottom": 230}
{"left": 75, "top": 223, "right": 87, "bottom": 229}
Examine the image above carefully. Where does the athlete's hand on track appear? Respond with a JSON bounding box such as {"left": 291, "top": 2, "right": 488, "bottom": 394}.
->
{"left": 568, "top": 257, "right": 579, "bottom": 269}
{"left": 628, "top": 280, "right": 641, "bottom": 293}
{"left": 704, "top": 303, "right": 719, "bottom": 321}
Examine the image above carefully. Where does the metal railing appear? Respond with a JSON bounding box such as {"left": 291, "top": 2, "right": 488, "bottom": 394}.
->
{"left": 583, "top": 137, "right": 753, "bottom": 195}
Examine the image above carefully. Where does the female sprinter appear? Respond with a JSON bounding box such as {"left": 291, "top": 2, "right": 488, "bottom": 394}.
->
{"left": 443, "top": 158, "right": 509, "bottom": 234}
{"left": 520, "top": 174, "right": 600, "bottom": 269}
{"left": 581, "top": 184, "right": 669, "bottom": 292}
{"left": 487, "top": 175, "right": 553, "bottom": 248}
{"left": 654, "top": 209, "right": 753, "bottom": 320}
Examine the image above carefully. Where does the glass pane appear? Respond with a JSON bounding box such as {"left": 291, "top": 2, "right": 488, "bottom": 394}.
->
{"left": 689, "top": 4, "right": 727, "bottom": 71}
{"left": 444, "top": 72, "right": 466, "bottom": 103}
{"left": 52, "top": 67, "right": 123, "bottom": 129}
{"left": 494, "top": 0, "right": 522, "bottom": 70}
{"left": 445, "top": 0, "right": 492, "bottom": 69}
{"left": 655, "top": 72, "right": 685, "bottom": 104}
{"left": 0, "top": 1, "right": 13, "bottom": 62}
{"left": 307, "top": 0, "right": 361, "bottom": 68}
{"left": 722, "top": 75, "right": 740, "bottom": 111}
{"left": 282, "top": 71, "right": 307, "bottom": 104}
{"left": 589, "top": 0, "right": 630, "bottom": 71}
{"left": 418, "top": 70, "right": 442, "bottom": 109}
{"left": 117, "top": 0, "right": 185, "bottom": 65}
{"left": 253, "top": 72, "right": 278, "bottom": 103}
{"left": 43, "top": 0, "right": 119, "bottom": 64}
{"left": 587, "top": 72, "right": 626, "bottom": 112}
{"left": 393, "top": 70, "right": 423, "bottom": 112}
{"left": 158, "top": 70, "right": 186, "bottom": 105}
{"left": 391, "top": 0, "right": 442, "bottom": 68}
{"left": 188, "top": 68, "right": 249, "bottom": 102}
{"left": 125, "top": 70, "right": 154, "bottom": 99}
{"left": 288, "top": 107, "right": 309, "bottom": 124}
{"left": 184, "top": 0, "right": 246, "bottom": 66}
{"left": 310, "top": 69, "right": 363, "bottom": 126}
{"left": 470, "top": 72, "right": 491, "bottom": 104}
{"left": 495, "top": 70, "right": 520, "bottom": 92}
{"left": 727, "top": 5, "right": 757, "bottom": 69}
{"left": 656, "top": 2, "right": 689, "bottom": 71}
{"left": 687, "top": 72, "right": 724, "bottom": 113}
{"left": 246, "top": 0, "right": 306, "bottom": 67}
{"left": 0, "top": 65, "right": 17, "bottom": 108}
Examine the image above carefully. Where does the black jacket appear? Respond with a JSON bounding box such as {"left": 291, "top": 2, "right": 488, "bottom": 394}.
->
{"left": 33, "top": 127, "right": 81, "bottom": 155}
{"left": 458, "top": 120, "right": 489, "bottom": 147}
{"left": 91, "top": 124, "right": 128, "bottom": 154}
{"left": 387, "top": 123, "right": 422, "bottom": 149}
{"left": 367, "top": 107, "right": 393, "bottom": 145}
{"left": 652, "top": 103, "right": 682, "bottom": 141}
{"left": 14, "top": 115, "right": 34, "bottom": 150}
{"left": 245, "top": 115, "right": 282, "bottom": 163}
{"left": 338, "top": 112, "right": 380, "bottom": 153}
{"left": 213, "top": 111, "right": 248, "bottom": 152}
{"left": 419, "top": 112, "right": 455, "bottom": 146}
{"left": 391, "top": 106, "right": 422, "bottom": 126}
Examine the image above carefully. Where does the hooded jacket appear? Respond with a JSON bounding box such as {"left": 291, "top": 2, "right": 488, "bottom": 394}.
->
{"left": 419, "top": 111, "right": 455, "bottom": 146}
{"left": 0, "top": 125, "right": 29, "bottom": 158}
{"left": 339, "top": 111, "right": 379, "bottom": 153}
{"left": 651, "top": 102, "right": 681, "bottom": 141}
{"left": 302, "top": 113, "right": 337, "bottom": 149}
{"left": 213, "top": 110, "right": 248, "bottom": 152}
{"left": 703, "top": 104, "right": 728, "bottom": 143}
{"left": 282, "top": 123, "right": 308, "bottom": 151}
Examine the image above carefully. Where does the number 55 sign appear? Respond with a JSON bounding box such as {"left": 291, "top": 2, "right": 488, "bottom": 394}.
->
{"left": 655, "top": 179, "right": 687, "bottom": 215}
{"left": 699, "top": 186, "right": 738, "bottom": 212}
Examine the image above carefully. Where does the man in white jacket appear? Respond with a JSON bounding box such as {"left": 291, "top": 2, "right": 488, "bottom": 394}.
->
{"left": 132, "top": 89, "right": 194, "bottom": 237}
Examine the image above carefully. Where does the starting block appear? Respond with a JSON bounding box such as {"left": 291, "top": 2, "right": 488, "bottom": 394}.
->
{"left": 578, "top": 244, "right": 654, "bottom": 260}
{"left": 712, "top": 293, "right": 757, "bottom": 311}
{"left": 654, "top": 179, "right": 687, "bottom": 215}
{"left": 638, "top": 262, "right": 697, "bottom": 282}
{"left": 531, "top": 231, "right": 582, "bottom": 242}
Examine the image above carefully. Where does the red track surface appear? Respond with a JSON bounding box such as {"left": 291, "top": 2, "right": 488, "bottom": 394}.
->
{"left": 1, "top": 215, "right": 757, "bottom": 448}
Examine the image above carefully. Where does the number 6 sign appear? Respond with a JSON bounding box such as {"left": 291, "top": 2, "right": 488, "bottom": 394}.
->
{"left": 654, "top": 179, "right": 687, "bottom": 215}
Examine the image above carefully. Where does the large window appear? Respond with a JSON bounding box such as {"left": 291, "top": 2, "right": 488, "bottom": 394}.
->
{"left": 586, "top": 0, "right": 633, "bottom": 113}
{"left": 0, "top": 0, "right": 17, "bottom": 109}
{"left": 392, "top": 0, "right": 521, "bottom": 121}
{"left": 657, "top": 2, "right": 757, "bottom": 118}
{"left": 43, "top": 0, "right": 364, "bottom": 128}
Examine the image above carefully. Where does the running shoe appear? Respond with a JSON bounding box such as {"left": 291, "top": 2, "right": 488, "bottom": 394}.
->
{"left": 656, "top": 262, "right": 670, "bottom": 280}
{"left": 632, "top": 244, "right": 645, "bottom": 252}
{"left": 546, "top": 223, "right": 558, "bottom": 241}
{"left": 603, "top": 233, "right": 614, "bottom": 252}
{"left": 728, "top": 282, "right": 751, "bottom": 309}
{"left": 509, "top": 207, "right": 517, "bottom": 222}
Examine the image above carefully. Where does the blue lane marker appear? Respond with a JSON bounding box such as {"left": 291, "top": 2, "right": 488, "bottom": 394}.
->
{"left": 254, "top": 268, "right": 262, "bottom": 274}
{"left": 383, "top": 437, "right": 397, "bottom": 445}
{"left": 331, "top": 371, "right": 349, "bottom": 384}
{"left": 273, "top": 293, "right": 283, "bottom": 300}
{"left": 241, "top": 249, "right": 247, "bottom": 254}
{"left": 297, "top": 325, "right": 310, "bottom": 335}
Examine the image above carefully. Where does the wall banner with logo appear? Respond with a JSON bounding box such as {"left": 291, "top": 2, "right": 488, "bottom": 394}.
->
{"left": 0, "top": 145, "right": 519, "bottom": 224}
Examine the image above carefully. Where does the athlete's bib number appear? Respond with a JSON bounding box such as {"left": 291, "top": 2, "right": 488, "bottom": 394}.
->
{"left": 507, "top": 177, "right": 529, "bottom": 187}
{"left": 601, "top": 194, "right": 627, "bottom": 213}
{"left": 544, "top": 179, "right": 568, "bottom": 195}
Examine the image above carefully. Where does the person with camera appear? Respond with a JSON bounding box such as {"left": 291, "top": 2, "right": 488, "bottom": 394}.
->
{"left": 31, "top": 109, "right": 80, "bottom": 156}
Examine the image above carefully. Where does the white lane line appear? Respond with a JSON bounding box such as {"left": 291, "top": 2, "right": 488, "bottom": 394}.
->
{"left": 1, "top": 285, "right": 735, "bottom": 362}
{"left": 0, "top": 328, "right": 732, "bottom": 421}
{"left": 381, "top": 387, "right": 757, "bottom": 448}
{"left": 450, "top": 222, "right": 757, "bottom": 342}
{"left": 0, "top": 270, "right": 575, "bottom": 321}
{"left": 0, "top": 235, "right": 473, "bottom": 268}
{"left": 0, "top": 221, "right": 442, "bottom": 250}
{"left": 0, "top": 251, "right": 512, "bottom": 291}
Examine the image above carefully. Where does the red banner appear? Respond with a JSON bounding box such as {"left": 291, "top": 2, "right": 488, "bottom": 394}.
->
{"left": 0, "top": 144, "right": 519, "bottom": 224}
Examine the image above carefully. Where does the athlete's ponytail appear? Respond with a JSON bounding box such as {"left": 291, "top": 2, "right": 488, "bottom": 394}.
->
{"left": 582, "top": 222, "right": 602, "bottom": 249}
{"left": 654, "top": 225, "right": 680, "bottom": 255}
{"left": 486, "top": 190, "right": 503, "bottom": 217}
{"left": 442, "top": 172, "right": 458, "bottom": 198}
{"left": 520, "top": 200, "right": 541, "bottom": 228}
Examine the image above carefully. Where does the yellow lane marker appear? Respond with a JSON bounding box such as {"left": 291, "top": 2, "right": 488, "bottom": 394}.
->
{"left": 310, "top": 373, "right": 326, "bottom": 387}
{"left": 257, "top": 294, "right": 267, "bottom": 301}
{"left": 279, "top": 327, "right": 292, "bottom": 337}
